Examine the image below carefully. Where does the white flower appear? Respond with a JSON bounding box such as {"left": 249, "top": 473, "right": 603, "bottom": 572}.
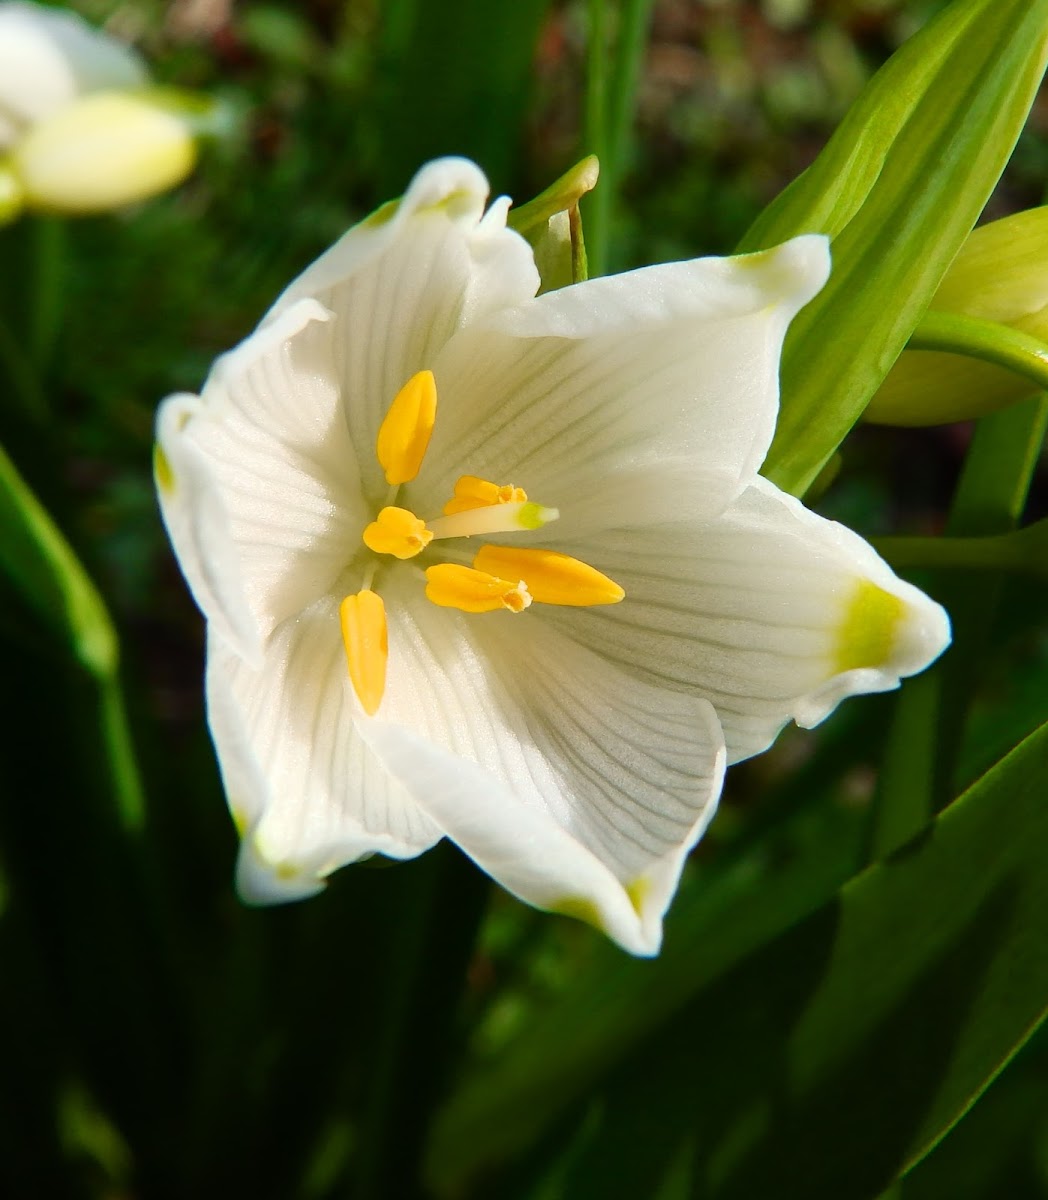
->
{"left": 10, "top": 89, "right": 199, "bottom": 214}
{"left": 155, "top": 158, "right": 950, "bottom": 956}
{"left": 0, "top": 1, "right": 146, "bottom": 149}
{"left": 0, "top": 2, "right": 203, "bottom": 217}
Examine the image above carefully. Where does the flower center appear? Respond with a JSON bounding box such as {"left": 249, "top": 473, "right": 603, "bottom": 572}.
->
{"left": 339, "top": 369, "right": 625, "bottom": 714}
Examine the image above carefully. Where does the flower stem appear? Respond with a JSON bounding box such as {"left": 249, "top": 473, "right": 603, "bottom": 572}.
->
{"left": 872, "top": 522, "right": 1048, "bottom": 579}
{"left": 583, "top": 0, "right": 610, "bottom": 276}
{"left": 0, "top": 314, "right": 47, "bottom": 422}
{"left": 868, "top": 395, "right": 1048, "bottom": 860}
{"left": 30, "top": 216, "right": 66, "bottom": 368}
{"left": 352, "top": 845, "right": 490, "bottom": 1200}
{"left": 98, "top": 671, "right": 147, "bottom": 834}
{"left": 908, "top": 311, "right": 1048, "bottom": 394}
{"left": 583, "top": 0, "right": 657, "bottom": 277}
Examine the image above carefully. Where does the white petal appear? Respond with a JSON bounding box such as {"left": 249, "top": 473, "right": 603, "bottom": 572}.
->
{"left": 361, "top": 574, "right": 726, "bottom": 954}
{"left": 415, "top": 236, "right": 830, "bottom": 525}
{"left": 155, "top": 392, "right": 260, "bottom": 662}
{"left": 155, "top": 298, "right": 366, "bottom": 658}
{"left": 0, "top": 2, "right": 146, "bottom": 145}
{"left": 540, "top": 475, "right": 951, "bottom": 764}
{"left": 205, "top": 594, "right": 441, "bottom": 903}
{"left": 268, "top": 157, "right": 539, "bottom": 506}
{"left": 360, "top": 720, "right": 653, "bottom": 954}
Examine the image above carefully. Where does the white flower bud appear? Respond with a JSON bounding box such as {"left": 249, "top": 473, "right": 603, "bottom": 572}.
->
{"left": 10, "top": 89, "right": 200, "bottom": 214}
{"left": 0, "top": 1, "right": 146, "bottom": 148}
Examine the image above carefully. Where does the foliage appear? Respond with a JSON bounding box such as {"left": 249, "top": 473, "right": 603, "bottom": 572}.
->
{"left": 1, "top": 1, "right": 1046, "bottom": 1197}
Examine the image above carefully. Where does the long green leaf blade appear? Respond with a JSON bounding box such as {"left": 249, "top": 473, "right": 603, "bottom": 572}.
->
{"left": 0, "top": 438, "right": 115, "bottom": 678}
{"left": 741, "top": 0, "right": 1048, "bottom": 495}
{"left": 552, "top": 720, "right": 1048, "bottom": 1199}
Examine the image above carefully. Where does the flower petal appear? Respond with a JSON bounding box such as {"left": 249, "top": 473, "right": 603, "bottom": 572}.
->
{"left": 205, "top": 594, "right": 442, "bottom": 902}
{"left": 0, "top": 2, "right": 147, "bottom": 146}
{"left": 155, "top": 298, "right": 366, "bottom": 659}
{"left": 360, "top": 575, "right": 726, "bottom": 954}
{"left": 269, "top": 157, "right": 539, "bottom": 506}
{"left": 416, "top": 236, "right": 830, "bottom": 528}
{"left": 538, "top": 476, "right": 951, "bottom": 764}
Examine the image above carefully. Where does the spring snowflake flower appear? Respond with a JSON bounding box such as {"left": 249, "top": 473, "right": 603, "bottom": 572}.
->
{"left": 0, "top": 1, "right": 201, "bottom": 217}
{"left": 0, "top": 1, "right": 146, "bottom": 148}
{"left": 155, "top": 158, "right": 949, "bottom": 955}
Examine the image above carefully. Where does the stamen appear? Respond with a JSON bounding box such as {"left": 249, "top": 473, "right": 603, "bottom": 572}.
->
{"left": 473, "top": 545, "right": 624, "bottom": 607}
{"left": 376, "top": 369, "right": 437, "bottom": 485}
{"left": 339, "top": 590, "right": 388, "bottom": 715}
{"left": 425, "top": 564, "right": 533, "bottom": 614}
{"left": 427, "top": 501, "right": 559, "bottom": 541}
{"left": 443, "top": 475, "right": 527, "bottom": 515}
{"left": 363, "top": 506, "right": 434, "bottom": 559}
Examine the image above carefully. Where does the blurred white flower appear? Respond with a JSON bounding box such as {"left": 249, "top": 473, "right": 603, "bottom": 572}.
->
{"left": 0, "top": 1, "right": 206, "bottom": 216}
{"left": 155, "top": 158, "right": 950, "bottom": 955}
{"left": 10, "top": 88, "right": 200, "bottom": 213}
{"left": 0, "top": 1, "right": 146, "bottom": 148}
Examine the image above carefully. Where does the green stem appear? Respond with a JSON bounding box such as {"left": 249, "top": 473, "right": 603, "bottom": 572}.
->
{"left": 98, "top": 672, "right": 146, "bottom": 834}
{"left": 353, "top": 847, "right": 490, "bottom": 1200}
{"left": 867, "top": 672, "right": 940, "bottom": 861}
{"left": 0, "top": 313, "right": 46, "bottom": 422}
{"left": 584, "top": 0, "right": 610, "bottom": 276}
{"left": 606, "top": 0, "right": 657, "bottom": 187}
{"left": 909, "top": 311, "right": 1048, "bottom": 394}
{"left": 30, "top": 216, "right": 66, "bottom": 368}
{"left": 868, "top": 396, "right": 1048, "bottom": 861}
{"left": 583, "top": 0, "right": 656, "bottom": 277}
{"left": 873, "top": 523, "right": 1048, "bottom": 577}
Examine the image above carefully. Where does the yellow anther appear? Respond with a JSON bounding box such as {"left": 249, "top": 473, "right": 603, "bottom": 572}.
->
{"left": 443, "top": 475, "right": 528, "bottom": 515}
{"left": 376, "top": 369, "right": 437, "bottom": 485}
{"left": 425, "top": 564, "right": 532, "bottom": 614}
{"left": 362, "top": 506, "right": 433, "bottom": 559}
{"left": 339, "top": 590, "right": 388, "bottom": 716}
{"left": 833, "top": 580, "right": 906, "bottom": 673}
{"left": 473, "top": 546, "right": 624, "bottom": 607}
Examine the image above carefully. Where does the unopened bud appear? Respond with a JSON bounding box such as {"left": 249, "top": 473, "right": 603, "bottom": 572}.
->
{"left": 10, "top": 88, "right": 208, "bottom": 214}
{"left": 867, "top": 207, "right": 1048, "bottom": 425}
{"left": 510, "top": 156, "right": 600, "bottom": 293}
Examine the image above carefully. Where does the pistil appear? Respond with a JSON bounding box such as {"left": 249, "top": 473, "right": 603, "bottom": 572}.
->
{"left": 427, "top": 500, "right": 559, "bottom": 540}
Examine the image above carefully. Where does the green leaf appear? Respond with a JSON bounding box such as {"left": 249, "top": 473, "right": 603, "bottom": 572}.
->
{"left": 0, "top": 438, "right": 115, "bottom": 678}
{"left": 0, "top": 440, "right": 144, "bottom": 830}
{"left": 899, "top": 1035, "right": 1048, "bottom": 1199}
{"left": 374, "top": 0, "right": 552, "bottom": 193}
{"left": 547, "top": 719, "right": 1048, "bottom": 1200}
{"left": 740, "top": 0, "right": 1048, "bottom": 495}
{"left": 425, "top": 715, "right": 875, "bottom": 1192}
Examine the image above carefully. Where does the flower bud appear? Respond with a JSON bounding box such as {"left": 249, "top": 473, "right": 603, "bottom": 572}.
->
{"left": 509, "top": 156, "right": 600, "bottom": 292}
{"left": 0, "top": 0, "right": 147, "bottom": 148}
{"left": 9, "top": 88, "right": 206, "bottom": 214}
{"left": 866, "top": 207, "right": 1048, "bottom": 425}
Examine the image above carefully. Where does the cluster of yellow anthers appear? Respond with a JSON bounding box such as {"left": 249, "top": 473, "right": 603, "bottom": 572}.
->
{"left": 340, "top": 370, "right": 626, "bottom": 716}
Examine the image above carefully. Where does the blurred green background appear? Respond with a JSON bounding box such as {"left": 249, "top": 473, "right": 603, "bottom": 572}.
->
{"left": 1, "top": 2, "right": 1046, "bottom": 1197}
